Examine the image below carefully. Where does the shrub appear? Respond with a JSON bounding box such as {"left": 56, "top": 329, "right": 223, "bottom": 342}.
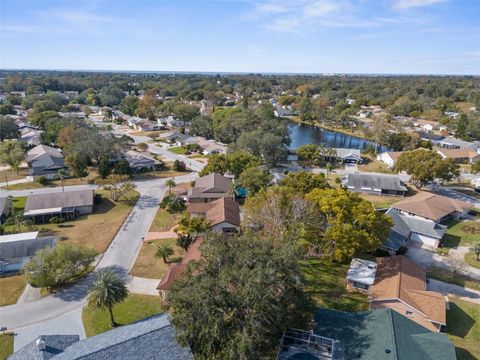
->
{"left": 436, "top": 248, "right": 449, "bottom": 256}
{"left": 173, "top": 160, "right": 186, "bottom": 172}
{"left": 37, "top": 176, "right": 49, "bottom": 185}
{"left": 49, "top": 216, "right": 65, "bottom": 224}
{"left": 160, "top": 194, "right": 186, "bottom": 212}
{"left": 94, "top": 194, "right": 102, "bottom": 205}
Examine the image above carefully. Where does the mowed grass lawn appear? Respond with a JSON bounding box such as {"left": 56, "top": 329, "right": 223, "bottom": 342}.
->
{"left": 427, "top": 267, "right": 480, "bottom": 292}
{"left": 300, "top": 259, "right": 369, "bottom": 312}
{"left": 443, "top": 219, "right": 480, "bottom": 248}
{"left": 37, "top": 190, "right": 139, "bottom": 253}
{"left": 168, "top": 146, "right": 187, "bottom": 155}
{"left": 465, "top": 252, "right": 480, "bottom": 269}
{"left": 2, "top": 169, "right": 99, "bottom": 190}
{"left": 0, "top": 274, "right": 26, "bottom": 306}
{"left": 130, "top": 238, "right": 185, "bottom": 279}
{"left": 82, "top": 294, "right": 164, "bottom": 337}
{"left": 447, "top": 297, "right": 480, "bottom": 360}
{"left": 358, "top": 193, "right": 401, "bottom": 209}
{"left": 149, "top": 208, "right": 182, "bottom": 232}
{"left": 0, "top": 333, "right": 14, "bottom": 360}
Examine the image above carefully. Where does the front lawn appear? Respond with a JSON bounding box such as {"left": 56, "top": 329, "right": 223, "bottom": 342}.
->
{"left": 465, "top": 252, "right": 480, "bottom": 269}
{"left": 447, "top": 297, "right": 480, "bottom": 360}
{"left": 168, "top": 146, "right": 187, "bottom": 155}
{"left": 357, "top": 159, "right": 394, "bottom": 174}
{"left": 130, "top": 238, "right": 184, "bottom": 279}
{"left": 0, "top": 333, "right": 14, "bottom": 360}
{"left": 358, "top": 193, "right": 401, "bottom": 209}
{"left": 2, "top": 169, "right": 99, "bottom": 190}
{"left": 300, "top": 259, "right": 369, "bottom": 312}
{"left": 0, "top": 274, "right": 26, "bottom": 306}
{"left": 427, "top": 267, "right": 480, "bottom": 292}
{"left": 443, "top": 220, "right": 480, "bottom": 248}
{"left": 37, "top": 190, "right": 139, "bottom": 253}
{"left": 149, "top": 208, "right": 182, "bottom": 232}
{"left": 82, "top": 294, "right": 164, "bottom": 337}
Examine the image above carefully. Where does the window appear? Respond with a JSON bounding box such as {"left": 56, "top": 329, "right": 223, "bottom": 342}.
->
{"left": 406, "top": 311, "right": 413, "bottom": 317}
{"left": 352, "top": 281, "right": 369, "bottom": 290}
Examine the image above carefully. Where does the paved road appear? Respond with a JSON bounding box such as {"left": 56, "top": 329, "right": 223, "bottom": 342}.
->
{"left": 0, "top": 173, "right": 197, "bottom": 337}
{"left": 427, "top": 184, "right": 480, "bottom": 207}
{"left": 427, "top": 278, "right": 480, "bottom": 305}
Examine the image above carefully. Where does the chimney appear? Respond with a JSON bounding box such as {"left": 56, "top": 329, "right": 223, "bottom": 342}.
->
{"left": 36, "top": 338, "right": 46, "bottom": 351}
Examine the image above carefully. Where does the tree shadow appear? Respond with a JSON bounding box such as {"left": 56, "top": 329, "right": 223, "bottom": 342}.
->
{"left": 455, "top": 347, "right": 477, "bottom": 360}
{"left": 447, "top": 303, "right": 475, "bottom": 338}
{"left": 442, "top": 234, "right": 461, "bottom": 249}
{"left": 93, "top": 197, "right": 116, "bottom": 214}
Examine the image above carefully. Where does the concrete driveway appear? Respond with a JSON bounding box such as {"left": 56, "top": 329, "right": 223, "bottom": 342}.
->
{"left": 427, "top": 184, "right": 480, "bottom": 207}
{"left": 427, "top": 278, "right": 480, "bottom": 305}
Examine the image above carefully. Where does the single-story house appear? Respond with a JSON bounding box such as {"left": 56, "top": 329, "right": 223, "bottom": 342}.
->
{"left": 135, "top": 120, "right": 161, "bottom": 131}
{"left": 413, "top": 119, "right": 439, "bottom": 132}
{"left": 333, "top": 148, "right": 362, "bottom": 164}
{"left": 20, "top": 127, "right": 43, "bottom": 146}
{"left": 370, "top": 256, "right": 446, "bottom": 333}
{"left": 278, "top": 307, "right": 456, "bottom": 360}
{"left": 274, "top": 107, "right": 295, "bottom": 117}
{"left": 127, "top": 116, "right": 143, "bottom": 127}
{"left": 391, "top": 191, "right": 473, "bottom": 224}
{"left": 0, "top": 231, "right": 56, "bottom": 273}
{"left": 432, "top": 137, "right": 479, "bottom": 150}
{"left": 187, "top": 197, "right": 240, "bottom": 234}
{"left": 187, "top": 173, "right": 232, "bottom": 203}
{"left": 200, "top": 142, "right": 228, "bottom": 155}
{"left": 26, "top": 145, "right": 65, "bottom": 180}
{"left": 24, "top": 189, "right": 94, "bottom": 223}
{"left": 9, "top": 313, "right": 192, "bottom": 360}
{"left": 0, "top": 197, "right": 13, "bottom": 224}
{"left": 342, "top": 172, "right": 408, "bottom": 196}
{"left": 436, "top": 148, "right": 480, "bottom": 164}
{"left": 123, "top": 150, "right": 162, "bottom": 173}
{"left": 158, "top": 115, "right": 184, "bottom": 128}
{"left": 346, "top": 258, "right": 377, "bottom": 293}
{"left": 376, "top": 151, "right": 404, "bottom": 168}
{"left": 157, "top": 238, "right": 202, "bottom": 300}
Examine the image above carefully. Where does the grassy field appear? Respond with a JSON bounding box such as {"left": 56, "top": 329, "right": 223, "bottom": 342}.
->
{"left": 0, "top": 274, "right": 26, "bottom": 306}
{"left": 447, "top": 297, "right": 480, "bottom": 360}
{"left": 2, "top": 169, "right": 99, "bottom": 190}
{"left": 300, "top": 259, "right": 369, "bottom": 312}
{"left": 443, "top": 219, "right": 480, "bottom": 248}
{"left": 0, "top": 333, "right": 14, "bottom": 360}
{"left": 427, "top": 267, "right": 480, "bottom": 292}
{"left": 82, "top": 294, "right": 164, "bottom": 337}
{"left": 12, "top": 196, "right": 27, "bottom": 210}
{"left": 35, "top": 190, "right": 139, "bottom": 253}
{"left": 149, "top": 208, "right": 182, "bottom": 232}
{"left": 358, "top": 193, "right": 401, "bottom": 209}
{"left": 465, "top": 252, "right": 480, "bottom": 269}
{"left": 168, "top": 146, "right": 187, "bottom": 155}
{"left": 0, "top": 168, "right": 30, "bottom": 182}
{"left": 130, "top": 238, "right": 185, "bottom": 279}
{"left": 357, "top": 159, "right": 394, "bottom": 174}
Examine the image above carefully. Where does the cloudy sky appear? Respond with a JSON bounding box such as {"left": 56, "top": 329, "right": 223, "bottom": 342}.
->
{"left": 1, "top": 0, "right": 479, "bottom": 74}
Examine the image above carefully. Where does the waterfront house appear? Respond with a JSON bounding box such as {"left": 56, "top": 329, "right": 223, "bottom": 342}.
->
{"left": 342, "top": 172, "right": 408, "bottom": 196}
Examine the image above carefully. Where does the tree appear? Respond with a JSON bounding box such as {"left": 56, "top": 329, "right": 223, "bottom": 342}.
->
{"left": 0, "top": 116, "right": 18, "bottom": 141}
{"left": 189, "top": 116, "right": 213, "bottom": 138}
{"left": 395, "top": 149, "right": 460, "bottom": 187}
{"left": 237, "top": 167, "right": 272, "bottom": 195}
{"left": 0, "top": 141, "right": 24, "bottom": 173}
{"left": 58, "top": 168, "right": 67, "bottom": 192}
{"left": 168, "top": 232, "right": 311, "bottom": 359}
{"left": 227, "top": 151, "right": 260, "bottom": 178}
{"left": 306, "top": 188, "right": 392, "bottom": 261}
{"left": 57, "top": 125, "right": 76, "bottom": 149}
{"left": 297, "top": 98, "right": 315, "bottom": 122}
{"left": 98, "top": 155, "right": 112, "bottom": 178}
{"left": 279, "top": 171, "right": 329, "bottom": 194}
{"left": 296, "top": 144, "right": 322, "bottom": 165}
{"left": 24, "top": 244, "right": 96, "bottom": 292}
{"left": 159, "top": 194, "right": 186, "bottom": 212}
{"left": 5, "top": 208, "right": 33, "bottom": 233}
{"left": 177, "top": 213, "right": 210, "bottom": 236}
{"left": 65, "top": 154, "right": 89, "bottom": 180}
{"left": 471, "top": 161, "right": 480, "bottom": 174}
{"left": 97, "top": 174, "right": 136, "bottom": 201}
{"left": 387, "top": 133, "right": 412, "bottom": 151}
{"left": 176, "top": 233, "right": 194, "bottom": 251}
{"left": 372, "top": 115, "right": 389, "bottom": 149}
{"left": 470, "top": 242, "right": 480, "bottom": 261}
{"left": 199, "top": 154, "right": 229, "bottom": 176}
{"left": 156, "top": 243, "right": 174, "bottom": 263}
{"left": 113, "top": 159, "right": 131, "bottom": 176}
{"left": 165, "top": 179, "right": 176, "bottom": 194}
{"left": 87, "top": 270, "right": 128, "bottom": 327}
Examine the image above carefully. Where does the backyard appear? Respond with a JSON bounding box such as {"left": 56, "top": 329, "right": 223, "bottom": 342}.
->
{"left": 300, "top": 259, "right": 369, "bottom": 312}
{"left": 168, "top": 146, "right": 188, "bottom": 155}
{"left": 0, "top": 274, "right": 26, "bottom": 306}
{"left": 447, "top": 297, "right": 480, "bottom": 360}
{"left": 82, "top": 294, "right": 164, "bottom": 337}
{"left": 443, "top": 219, "right": 480, "bottom": 248}
{"left": 130, "top": 238, "right": 185, "bottom": 279}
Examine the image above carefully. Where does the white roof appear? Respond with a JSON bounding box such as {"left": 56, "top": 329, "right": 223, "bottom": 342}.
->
{"left": 24, "top": 207, "right": 63, "bottom": 216}
{"left": 347, "top": 258, "right": 377, "bottom": 285}
{"left": 0, "top": 231, "right": 39, "bottom": 243}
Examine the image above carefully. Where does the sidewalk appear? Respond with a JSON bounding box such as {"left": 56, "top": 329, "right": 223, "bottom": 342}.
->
{"left": 0, "top": 177, "right": 32, "bottom": 187}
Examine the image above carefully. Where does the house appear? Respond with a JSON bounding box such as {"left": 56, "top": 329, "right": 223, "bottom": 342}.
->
{"left": 377, "top": 151, "right": 404, "bottom": 168}
{"left": 157, "top": 238, "right": 202, "bottom": 300}
{"left": 9, "top": 313, "right": 193, "bottom": 360}
{"left": 24, "top": 190, "right": 94, "bottom": 223}
{"left": 0, "top": 232, "right": 56, "bottom": 273}
{"left": 274, "top": 107, "right": 295, "bottom": 117}
{"left": 392, "top": 191, "right": 473, "bottom": 224}
{"left": 333, "top": 148, "right": 362, "bottom": 164}
{"left": 342, "top": 173, "right": 408, "bottom": 196}
{"left": 413, "top": 119, "right": 439, "bottom": 132}
{"left": 158, "top": 115, "right": 183, "bottom": 128}
{"left": 20, "top": 127, "right": 43, "bottom": 146}
{"left": 200, "top": 142, "right": 228, "bottom": 155}
{"left": 346, "top": 258, "right": 377, "bottom": 293}
{"left": 123, "top": 150, "right": 162, "bottom": 173}
{"left": 187, "top": 173, "right": 232, "bottom": 203}
{"left": 278, "top": 307, "right": 456, "bottom": 360}
{"left": 0, "top": 197, "right": 13, "bottom": 224}
{"left": 26, "top": 145, "right": 65, "bottom": 180}
{"left": 127, "top": 116, "right": 143, "bottom": 128}
{"left": 436, "top": 148, "right": 480, "bottom": 164}
{"left": 383, "top": 208, "right": 447, "bottom": 251}
{"left": 370, "top": 256, "right": 446, "bottom": 333}
{"left": 433, "top": 137, "right": 479, "bottom": 150}
{"left": 187, "top": 197, "right": 240, "bottom": 233}
{"left": 135, "top": 120, "right": 161, "bottom": 131}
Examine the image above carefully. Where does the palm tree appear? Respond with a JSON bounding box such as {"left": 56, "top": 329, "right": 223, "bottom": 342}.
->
{"left": 58, "top": 169, "right": 67, "bottom": 192}
{"left": 470, "top": 242, "right": 480, "bottom": 261}
{"left": 88, "top": 270, "right": 128, "bottom": 328}
{"left": 165, "top": 179, "right": 176, "bottom": 194}
{"left": 156, "top": 243, "right": 174, "bottom": 263}
{"left": 6, "top": 209, "right": 33, "bottom": 233}
{"left": 326, "top": 163, "right": 334, "bottom": 179}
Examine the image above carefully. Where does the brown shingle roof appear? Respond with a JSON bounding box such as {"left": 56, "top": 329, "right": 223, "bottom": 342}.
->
{"left": 187, "top": 173, "right": 232, "bottom": 199}
{"left": 187, "top": 198, "right": 240, "bottom": 227}
{"left": 371, "top": 256, "right": 446, "bottom": 325}
{"left": 392, "top": 191, "right": 473, "bottom": 221}
{"left": 437, "top": 148, "right": 480, "bottom": 160}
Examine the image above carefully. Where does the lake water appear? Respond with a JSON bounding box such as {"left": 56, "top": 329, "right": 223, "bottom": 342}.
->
{"left": 288, "top": 123, "right": 387, "bottom": 152}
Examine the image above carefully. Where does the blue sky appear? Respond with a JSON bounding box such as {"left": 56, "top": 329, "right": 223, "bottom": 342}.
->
{"left": 1, "top": 0, "right": 479, "bottom": 74}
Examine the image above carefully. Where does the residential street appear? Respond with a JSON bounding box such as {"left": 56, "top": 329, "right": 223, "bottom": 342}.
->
{"left": 0, "top": 173, "right": 197, "bottom": 348}
{"left": 427, "top": 279, "right": 480, "bottom": 305}
{"left": 427, "top": 184, "right": 480, "bottom": 207}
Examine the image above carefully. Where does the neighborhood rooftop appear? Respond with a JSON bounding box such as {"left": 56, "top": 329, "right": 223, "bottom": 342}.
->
{"left": 24, "top": 190, "right": 94, "bottom": 214}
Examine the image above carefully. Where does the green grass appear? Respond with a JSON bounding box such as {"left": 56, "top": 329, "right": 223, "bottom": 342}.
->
{"left": 300, "top": 258, "right": 369, "bottom": 312}
{"left": 12, "top": 196, "right": 26, "bottom": 210}
{"left": 168, "top": 146, "right": 187, "bottom": 155}
{"left": 82, "top": 294, "right": 164, "bottom": 337}
{"left": 0, "top": 274, "right": 26, "bottom": 306}
{"left": 443, "top": 219, "right": 480, "bottom": 248}
{"left": 447, "top": 297, "right": 480, "bottom": 360}
{"left": 149, "top": 208, "right": 182, "bottom": 232}
{"left": 0, "top": 333, "right": 14, "bottom": 360}
{"left": 464, "top": 252, "right": 480, "bottom": 269}
{"left": 427, "top": 267, "right": 480, "bottom": 292}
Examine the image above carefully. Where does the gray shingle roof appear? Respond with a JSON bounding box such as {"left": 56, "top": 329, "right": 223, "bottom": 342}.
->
{"left": 24, "top": 190, "right": 94, "bottom": 212}
{"left": 345, "top": 173, "right": 407, "bottom": 192}
{"left": 8, "top": 335, "right": 80, "bottom": 360}
{"left": 0, "top": 234, "right": 56, "bottom": 260}
{"left": 0, "top": 197, "right": 11, "bottom": 214}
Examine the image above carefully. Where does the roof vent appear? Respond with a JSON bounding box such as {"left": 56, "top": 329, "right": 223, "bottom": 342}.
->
{"left": 36, "top": 338, "right": 46, "bottom": 351}
{"left": 385, "top": 349, "right": 391, "bottom": 354}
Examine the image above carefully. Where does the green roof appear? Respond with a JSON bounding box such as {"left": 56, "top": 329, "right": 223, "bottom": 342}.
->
{"left": 313, "top": 308, "right": 456, "bottom": 360}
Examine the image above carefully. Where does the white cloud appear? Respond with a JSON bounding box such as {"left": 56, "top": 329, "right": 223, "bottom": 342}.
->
{"left": 392, "top": 0, "right": 448, "bottom": 10}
